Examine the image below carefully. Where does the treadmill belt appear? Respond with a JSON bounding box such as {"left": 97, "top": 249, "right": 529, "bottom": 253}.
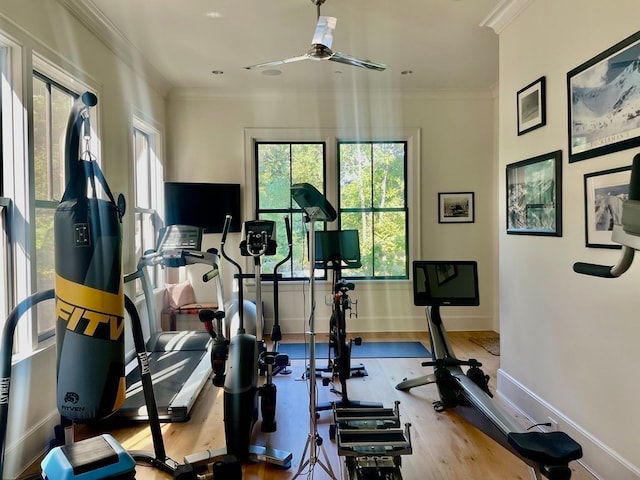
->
{"left": 119, "top": 332, "right": 212, "bottom": 422}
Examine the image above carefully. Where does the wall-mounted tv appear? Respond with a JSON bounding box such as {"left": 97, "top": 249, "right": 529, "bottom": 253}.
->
{"left": 164, "top": 182, "right": 241, "bottom": 233}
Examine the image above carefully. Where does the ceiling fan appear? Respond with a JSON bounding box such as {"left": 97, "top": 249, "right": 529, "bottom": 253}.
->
{"left": 245, "top": 0, "right": 388, "bottom": 72}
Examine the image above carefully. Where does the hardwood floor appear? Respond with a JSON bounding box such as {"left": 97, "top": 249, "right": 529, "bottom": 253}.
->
{"left": 23, "top": 332, "right": 592, "bottom": 479}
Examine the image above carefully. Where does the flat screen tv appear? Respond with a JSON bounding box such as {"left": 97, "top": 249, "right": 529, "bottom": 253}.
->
{"left": 413, "top": 260, "right": 479, "bottom": 307}
{"left": 164, "top": 182, "right": 241, "bottom": 233}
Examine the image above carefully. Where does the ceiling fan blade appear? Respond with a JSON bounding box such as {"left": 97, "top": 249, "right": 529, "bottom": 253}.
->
{"left": 311, "top": 16, "right": 337, "bottom": 49}
{"left": 245, "top": 54, "right": 310, "bottom": 70}
{"left": 329, "top": 51, "right": 388, "bottom": 71}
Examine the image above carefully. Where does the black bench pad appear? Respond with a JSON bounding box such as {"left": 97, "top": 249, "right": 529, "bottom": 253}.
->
{"left": 507, "top": 431, "right": 582, "bottom": 465}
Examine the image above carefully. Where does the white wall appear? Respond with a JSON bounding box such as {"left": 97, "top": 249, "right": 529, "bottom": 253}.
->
{"left": 497, "top": 0, "right": 640, "bottom": 477}
{"left": 0, "top": 1, "right": 165, "bottom": 477}
{"left": 166, "top": 89, "right": 497, "bottom": 335}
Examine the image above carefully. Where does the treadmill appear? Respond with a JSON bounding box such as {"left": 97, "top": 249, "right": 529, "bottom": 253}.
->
{"left": 119, "top": 225, "right": 223, "bottom": 422}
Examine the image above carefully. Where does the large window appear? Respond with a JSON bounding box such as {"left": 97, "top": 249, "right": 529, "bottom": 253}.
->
{"left": 255, "top": 138, "right": 410, "bottom": 280}
{"left": 32, "top": 71, "right": 77, "bottom": 340}
{"left": 338, "top": 141, "right": 408, "bottom": 279}
{"left": 133, "top": 121, "right": 163, "bottom": 294}
{"left": 255, "top": 142, "right": 325, "bottom": 278}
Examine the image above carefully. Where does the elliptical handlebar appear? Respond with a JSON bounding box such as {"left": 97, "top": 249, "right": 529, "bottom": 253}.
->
{"left": 273, "top": 216, "right": 292, "bottom": 275}
{"left": 220, "top": 215, "right": 243, "bottom": 275}
{"left": 574, "top": 153, "right": 640, "bottom": 278}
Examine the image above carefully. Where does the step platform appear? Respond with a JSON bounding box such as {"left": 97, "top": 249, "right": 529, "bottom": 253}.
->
{"left": 41, "top": 434, "right": 135, "bottom": 480}
{"left": 333, "top": 402, "right": 412, "bottom": 480}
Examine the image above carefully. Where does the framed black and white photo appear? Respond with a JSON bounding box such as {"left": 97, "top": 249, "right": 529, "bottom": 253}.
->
{"left": 438, "top": 192, "right": 474, "bottom": 223}
{"left": 568, "top": 30, "right": 640, "bottom": 162}
{"left": 506, "top": 150, "right": 562, "bottom": 236}
{"left": 584, "top": 165, "right": 632, "bottom": 248}
{"left": 517, "top": 76, "right": 546, "bottom": 135}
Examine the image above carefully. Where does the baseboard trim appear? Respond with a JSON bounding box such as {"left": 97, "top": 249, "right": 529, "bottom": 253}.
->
{"left": 4, "top": 408, "right": 58, "bottom": 478}
{"left": 497, "top": 368, "right": 640, "bottom": 479}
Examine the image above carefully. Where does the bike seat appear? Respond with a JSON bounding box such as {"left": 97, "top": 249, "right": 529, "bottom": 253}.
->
{"left": 335, "top": 279, "right": 355, "bottom": 291}
{"left": 507, "top": 431, "right": 582, "bottom": 465}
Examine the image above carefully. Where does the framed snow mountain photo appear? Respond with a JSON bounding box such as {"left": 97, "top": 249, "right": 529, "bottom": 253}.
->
{"left": 506, "top": 150, "right": 562, "bottom": 236}
{"left": 568, "top": 30, "right": 640, "bottom": 163}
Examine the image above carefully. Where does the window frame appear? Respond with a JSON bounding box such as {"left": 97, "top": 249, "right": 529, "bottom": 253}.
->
{"left": 337, "top": 140, "right": 409, "bottom": 280}
{"left": 246, "top": 127, "right": 421, "bottom": 284}
{"left": 31, "top": 70, "right": 79, "bottom": 342}
{"left": 254, "top": 141, "right": 327, "bottom": 280}
{"left": 132, "top": 117, "right": 164, "bottom": 296}
{"left": 0, "top": 197, "right": 13, "bottom": 323}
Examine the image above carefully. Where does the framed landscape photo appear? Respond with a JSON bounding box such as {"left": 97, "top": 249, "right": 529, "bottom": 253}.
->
{"left": 568, "top": 30, "right": 640, "bottom": 163}
{"left": 506, "top": 150, "right": 562, "bottom": 236}
{"left": 517, "top": 76, "right": 546, "bottom": 135}
{"left": 584, "top": 165, "right": 632, "bottom": 248}
{"left": 438, "top": 192, "right": 475, "bottom": 223}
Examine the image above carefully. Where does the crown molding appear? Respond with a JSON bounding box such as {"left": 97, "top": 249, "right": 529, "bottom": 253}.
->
{"left": 56, "top": 0, "right": 171, "bottom": 97}
{"left": 480, "top": 0, "right": 536, "bottom": 34}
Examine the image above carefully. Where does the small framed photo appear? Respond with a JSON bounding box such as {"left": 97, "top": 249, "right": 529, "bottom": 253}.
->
{"left": 506, "top": 150, "right": 562, "bottom": 236}
{"left": 517, "top": 76, "right": 546, "bottom": 135}
{"left": 584, "top": 165, "right": 632, "bottom": 248}
{"left": 438, "top": 192, "right": 475, "bottom": 224}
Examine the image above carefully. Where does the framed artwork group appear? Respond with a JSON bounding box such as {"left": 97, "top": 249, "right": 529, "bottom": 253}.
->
{"left": 509, "top": 30, "right": 640, "bottom": 246}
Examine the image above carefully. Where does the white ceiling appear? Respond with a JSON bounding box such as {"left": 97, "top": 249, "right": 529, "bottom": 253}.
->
{"left": 59, "top": 0, "right": 504, "bottom": 96}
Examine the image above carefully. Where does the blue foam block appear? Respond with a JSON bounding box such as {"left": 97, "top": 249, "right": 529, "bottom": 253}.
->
{"left": 41, "top": 434, "right": 135, "bottom": 480}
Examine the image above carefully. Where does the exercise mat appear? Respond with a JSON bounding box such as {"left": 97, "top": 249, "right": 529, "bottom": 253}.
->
{"left": 278, "top": 341, "right": 430, "bottom": 360}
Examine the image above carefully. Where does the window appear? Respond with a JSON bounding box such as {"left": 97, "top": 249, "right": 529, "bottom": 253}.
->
{"left": 32, "top": 71, "right": 77, "bottom": 340}
{"left": 253, "top": 134, "right": 413, "bottom": 281}
{"left": 133, "top": 121, "right": 163, "bottom": 294}
{"left": 255, "top": 142, "right": 325, "bottom": 278}
{"left": 338, "top": 141, "right": 408, "bottom": 279}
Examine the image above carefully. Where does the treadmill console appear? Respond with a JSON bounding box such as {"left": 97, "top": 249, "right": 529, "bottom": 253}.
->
{"left": 159, "top": 225, "right": 203, "bottom": 252}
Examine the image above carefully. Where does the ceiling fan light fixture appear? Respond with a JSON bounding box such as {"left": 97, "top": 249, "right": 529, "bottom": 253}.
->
{"left": 244, "top": 0, "right": 387, "bottom": 72}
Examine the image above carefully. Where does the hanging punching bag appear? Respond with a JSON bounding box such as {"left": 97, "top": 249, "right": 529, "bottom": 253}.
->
{"left": 54, "top": 93, "right": 127, "bottom": 422}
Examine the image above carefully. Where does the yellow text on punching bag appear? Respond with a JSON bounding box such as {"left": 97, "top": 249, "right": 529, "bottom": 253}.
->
{"left": 55, "top": 275, "right": 124, "bottom": 340}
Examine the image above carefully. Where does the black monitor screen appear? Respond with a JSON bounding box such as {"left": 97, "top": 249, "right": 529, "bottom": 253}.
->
{"left": 164, "top": 182, "right": 241, "bottom": 233}
{"left": 314, "top": 230, "right": 361, "bottom": 268}
{"left": 413, "top": 260, "right": 479, "bottom": 306}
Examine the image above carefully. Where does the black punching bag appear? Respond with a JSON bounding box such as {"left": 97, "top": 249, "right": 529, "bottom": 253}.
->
{"left": 54, "top": 93, "right": 126, "bottom": 422}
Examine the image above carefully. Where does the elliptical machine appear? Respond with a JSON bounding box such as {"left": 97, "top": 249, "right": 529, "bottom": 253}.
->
{"left": 185, "top": 216, "right": 292, "bottom": 469}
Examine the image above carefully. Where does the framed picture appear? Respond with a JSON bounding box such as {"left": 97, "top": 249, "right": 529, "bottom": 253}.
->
{"left": 584, "top": 165, "right": 632, "bottom": 248}
{"left": 567, "top": 30, "right": 640, "bottom": 163}
{"left": 517, "top": 76, "right": 546, "bottom": 135}
{"left": 506, "top": 150, "right": 562, "bottom": 236}
{"left": 438, "top": 192, "right": 475, "bottom": 223}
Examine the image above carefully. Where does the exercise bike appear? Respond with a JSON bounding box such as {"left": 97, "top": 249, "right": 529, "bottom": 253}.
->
{"left": 185, "top": 216, "right": 292, "bottom": 470}
{"left": 396, "top": 260, "right": 582, "bottom": 480}
{"left": 314, "top": 229, "right": 381, "bottom": 413}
